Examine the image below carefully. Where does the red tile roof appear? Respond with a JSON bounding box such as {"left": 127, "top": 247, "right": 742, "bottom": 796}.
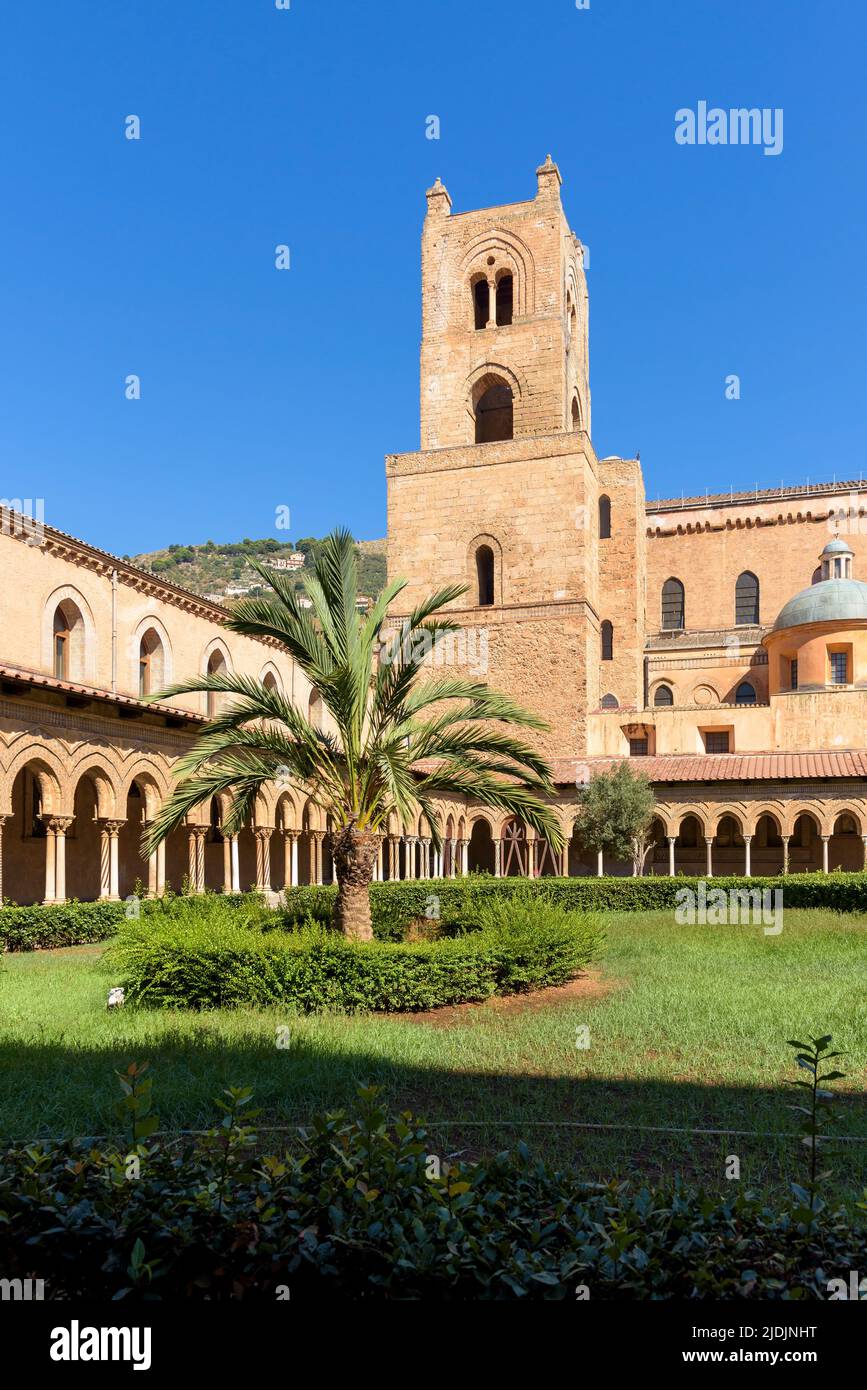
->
{"left": 554, "top": 751, "right": 867, "bottom": 785}
{"left": 0, "top": 662, "right": 204, "bottom": 723}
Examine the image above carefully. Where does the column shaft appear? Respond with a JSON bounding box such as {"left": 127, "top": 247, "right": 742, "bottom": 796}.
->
{"left": 44, "top": 826, "right": 56, "bottom": 903}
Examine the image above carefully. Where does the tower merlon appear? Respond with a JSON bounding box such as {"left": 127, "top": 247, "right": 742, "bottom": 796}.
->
{"left": 425, "top": 177, "right": 452, "bottom": 218}
{"left": 535, "top": 153, "right": 563, "bottom": 199}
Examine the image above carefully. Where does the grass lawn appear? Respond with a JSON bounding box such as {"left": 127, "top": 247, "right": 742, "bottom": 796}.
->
{"left": 2, "top": 908, "right": 865, "bottom": 1199}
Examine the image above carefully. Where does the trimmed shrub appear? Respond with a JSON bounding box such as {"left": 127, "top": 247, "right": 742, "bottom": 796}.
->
{"left": 0, "top": 890, "right": 268, "bottom": 953}
{"left": 5, "top": 870, "right": 867, "bottom": 955}
{"left": 0, "top": 899, "right": 126, "bottom": 952}
{"left": 106, "top": 898, "right": 605, "bottom": 1012}
{"left": 0, "top": 1087, "right": 863, "bottom": 1300}
{"left": 281, "top": 870, "right": 867, "bottom": 932}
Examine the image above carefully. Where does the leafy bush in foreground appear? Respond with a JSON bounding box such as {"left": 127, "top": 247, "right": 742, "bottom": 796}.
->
{"left": 106, "top": 896, "right": 604, "bottom": 1012}
{"left": 0, "top": 1087, "right": 863, "bottom": 1300}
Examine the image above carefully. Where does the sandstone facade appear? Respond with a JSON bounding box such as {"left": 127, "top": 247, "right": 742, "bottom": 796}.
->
{"left": 2, "top": 158, "right": 866, "bottom": 903}
{"left": 386, "top": 160, "right": 867, "bottom": 876}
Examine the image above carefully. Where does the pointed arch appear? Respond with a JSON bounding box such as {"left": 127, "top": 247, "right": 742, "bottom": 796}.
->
{"left": 661, "top": 577, "right": 685, "bottom": 630}
{"left": 735, "top": 570, "right": 760, "bottom": 625}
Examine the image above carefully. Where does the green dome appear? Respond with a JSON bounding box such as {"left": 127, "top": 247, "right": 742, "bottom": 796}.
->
{"left": 772, "top": 578, "right": 867, "bottom": 632}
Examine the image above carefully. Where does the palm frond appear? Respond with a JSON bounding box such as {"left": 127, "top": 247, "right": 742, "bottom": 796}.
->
{"left": 141, "top": 530, "right": 559, "bottom": 867}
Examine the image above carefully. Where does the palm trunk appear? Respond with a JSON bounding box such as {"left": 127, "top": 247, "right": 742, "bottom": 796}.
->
{"left": 328, "top": 823, "right": 379, "bottom": 941}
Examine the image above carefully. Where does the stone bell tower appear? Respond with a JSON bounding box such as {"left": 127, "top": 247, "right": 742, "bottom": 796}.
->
{"left": 386, "top": 160, "right": 643, "bottom": 758}
{"left": 420, "top": 155, "right": 591, "bottom": 450}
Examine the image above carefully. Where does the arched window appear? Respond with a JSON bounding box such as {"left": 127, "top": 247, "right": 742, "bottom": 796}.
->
{"left": 474, "top": 379, "right": 513, "bottom": 443}
{"left": 600, "top": 621, "right": 613, "bottom": 661}
{"left": 52, "top": 599, "right": 85, "bottom": 681}
{"left": 571, "top": 397, "right": 581, "bottom": 431}
{"left": 598, "top": 495, "right": 611, "bottom": 539}
{"left": 53, "top": 608, "right": 70, "bottom": 679}
{"left": 661, "top": 578, "right": 685, "bottom": 630}
{"left": 495, "top": 274, "right": 513, "bottom": 326}
{"left": 654, "top": 684, "right": 674, "bottom": 707}
{"left": 472, "top": 278, "right": 488, "bottom": 330}
{"left": 476, "top": 545, "right": 495, "bottom": 607}
{"left": 735, "top": 681, "right": 756, "bottom": 706}
{"left": 138, "top": 628, "right": 164, "bottom": 697}
{"left": 206, "top": 649, "right": 228, "bottom": 718}
{"left": 735, "top": 571, "right": 760, "bottom": 625}
{"left": 600, "top": 693, "right": 619, "bottom": 710}
{"left": 262, "top": 670, "right": 279, "bottom": 693}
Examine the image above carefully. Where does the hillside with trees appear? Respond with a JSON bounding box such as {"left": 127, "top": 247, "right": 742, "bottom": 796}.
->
{"left": 127, "top": 536, "right": 387, "bottom": 607}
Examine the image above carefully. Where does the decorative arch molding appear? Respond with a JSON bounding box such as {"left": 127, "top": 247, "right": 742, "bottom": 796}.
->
{"left": 127, "top": 613, "right": 174, "bottom": 698}
{"left": 465, "top": 360, "right": 527, "bottom": 438}
{"left": 68, "top": 752, "right": 122, "bottom": 820}
{"left": 274, "top": 789, "right": 301, "bottom": 832}
{"left": 790, "top": 805, "right": 825, "bottom": 834}
{"left": 710, "top": 807, "right": 747, "bottom": 836}
{"left": 826, "top": 804, "right": 865, "bottom": 837}
{"left": 458, "top": 228, "right": 536, "bottom": 318}
{"left": 200, "top": 637, "right": 234, "bottom": 719}
{"left": 647, "top": 808, "right": 675, "bottom": 838}
{"left": 0, "top": 744, "right": 67, "bottom": 816}
{"left": 258, "top": 660, "right": 284, "bottom": 692}
{"left": 41, "top": 584, "right": 98, "bottom": 684}
{"left": 691, "top": 683, "right": 720, "bottom": 707}
{"left": 650, "top": 679, "right": 677, "bottom": 706}
{"left": 302, "top": 798, "right": 324, "bottom": 833}
{"left": 200, "top": 636, "right": 233, "bottom": 675}
{"left": 468, "top": 811, "right": 497, "bottom": 834}
{"left": 750, "top": 805, "right": 786, "bottom": 836}
{"left": 673, "top": 807, "right": 709, "bottom": 838}
{"left": 243, "top": 793, "right": 273, "bottom": 830}
{"left": 118, "top": 758, "right": 171, "bottom": 820}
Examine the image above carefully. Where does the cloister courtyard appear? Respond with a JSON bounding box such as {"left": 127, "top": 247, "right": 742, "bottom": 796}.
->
{"left": 3, "top": 906, "right": 865, "bottom": 1203}
{"left": 3, "top": 756, "right": 866, "bottom": 906}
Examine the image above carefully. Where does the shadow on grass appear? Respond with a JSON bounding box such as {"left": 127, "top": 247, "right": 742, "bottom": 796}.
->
{"left": 2, "top": 1033, "right": 865, "bottom": 1199}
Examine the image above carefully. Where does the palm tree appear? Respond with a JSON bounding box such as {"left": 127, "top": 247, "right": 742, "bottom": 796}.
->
{"left": 142, "top": 529, "right": 563, "bottom": 940}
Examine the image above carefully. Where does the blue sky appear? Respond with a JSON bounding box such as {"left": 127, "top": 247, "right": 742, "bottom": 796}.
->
{"left": 2, "top": 0, "right": 865, "bottom": 555}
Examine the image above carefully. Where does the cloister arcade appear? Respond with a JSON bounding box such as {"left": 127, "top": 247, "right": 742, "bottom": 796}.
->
{"left": 1, "top": 745, "right": 866, "bottom": 904}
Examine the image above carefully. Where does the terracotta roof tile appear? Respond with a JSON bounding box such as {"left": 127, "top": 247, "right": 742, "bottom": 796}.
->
{"left": 554, "top": 751, "right": 867, "bottom": 785}
{"left": 0, "top": 662, "right": 204, "bottom": 723}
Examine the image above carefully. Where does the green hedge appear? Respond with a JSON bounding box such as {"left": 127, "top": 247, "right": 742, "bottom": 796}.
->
{"left": 0, "top": 899, "right": 127, "bottom": 951}
{"left": 0, "top": 891, "right": 267, "bottom": 953}
{"left": 0, "top": 1087, "right": 863, "bottom": 1300}
{"left": 5, "top": 870, "right": 867, "bottom": 955}
{"left": 107, "top": 895, "right": 604, "bottom": 1012}
{"left": 280, "top": 870, "right": 867, "bottom": 935}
